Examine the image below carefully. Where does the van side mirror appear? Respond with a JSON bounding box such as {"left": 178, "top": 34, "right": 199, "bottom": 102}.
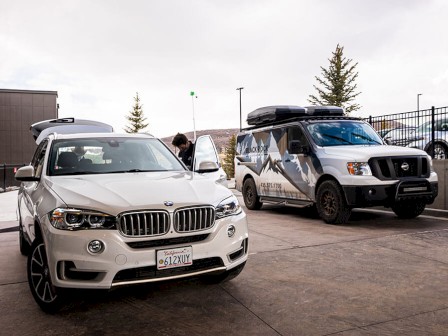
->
{"left": 195, "top": 161, "right": 219, "bottom": 173}
{"left": 289, "top": 140, "right": 309, "bottom": 155}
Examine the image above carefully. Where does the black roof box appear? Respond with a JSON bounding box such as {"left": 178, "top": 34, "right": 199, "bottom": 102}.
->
{"left": 305, "top": 106, "right": 344, "bottom": 116}
{"left": 247, "top": 105, "right": 306, "bottom": 126}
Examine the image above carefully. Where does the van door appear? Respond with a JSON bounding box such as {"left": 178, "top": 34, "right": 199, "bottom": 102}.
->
{"left": 192, "top": 135, "right": 228, "bottom": 187}
{"left": 277, "top": 126, "right": 316, "bottom": 201}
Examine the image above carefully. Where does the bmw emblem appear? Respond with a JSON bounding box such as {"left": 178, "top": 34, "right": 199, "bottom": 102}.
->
{"left": 164, "top": 201, "right": 174, "bottom": 206}
{"left": 401, "top": 162, "right": 410, "bottom": 171}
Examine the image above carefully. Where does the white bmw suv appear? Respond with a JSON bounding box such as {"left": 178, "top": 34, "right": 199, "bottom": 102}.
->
{"left": 16, "top": 118, "right": 248, "bottom": 312}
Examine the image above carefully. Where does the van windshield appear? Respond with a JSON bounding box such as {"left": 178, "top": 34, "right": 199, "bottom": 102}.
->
{"left": 307, "top": 121, "right": 382, "bottom": 146}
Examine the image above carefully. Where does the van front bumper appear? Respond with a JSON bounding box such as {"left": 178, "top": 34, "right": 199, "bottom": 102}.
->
{"left": 343, "top": 181, "right": 438, "bottom": 207}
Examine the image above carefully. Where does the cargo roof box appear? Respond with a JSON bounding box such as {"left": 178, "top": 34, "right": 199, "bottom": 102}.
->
{"left": 305, "top": 106, "right": 344, "bottom": 116}
{"left": 247, "top": 106, "right": 306, "bottom": 126}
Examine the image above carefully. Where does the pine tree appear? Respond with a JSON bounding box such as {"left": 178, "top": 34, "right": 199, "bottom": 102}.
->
{"left": 223, "top": 134, "right": 237, "bottom": 178}
{"left": 124, "top": 92, "right": 149, "bottom": 133}
{"left": 308, "top": 44, "right": 361, "bottom": 114}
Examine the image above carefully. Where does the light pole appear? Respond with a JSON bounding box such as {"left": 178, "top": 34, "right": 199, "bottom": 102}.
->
{"left": 417, "top": 93, "right": 422, "bottom": 112}
{"left": 236, "top": 87, "right": 244, "bottom": 131}
{"left": 190, "top": 91, "right": 197, "bottom": 141}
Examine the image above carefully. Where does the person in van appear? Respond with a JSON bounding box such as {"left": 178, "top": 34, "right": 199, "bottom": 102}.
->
{"left": 171, "top": 133, "right": 195, "bottom": 169}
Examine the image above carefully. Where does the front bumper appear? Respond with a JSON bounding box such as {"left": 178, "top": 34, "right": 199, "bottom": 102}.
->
{"left": 343, "top": 180, "right": 438, "bottom": 207}
{"left": 42, "top": 212, "right": 248, "bottom": 289}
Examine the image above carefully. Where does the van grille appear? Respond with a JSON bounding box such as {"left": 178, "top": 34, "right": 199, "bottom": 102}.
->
{"left": 369, "top": 156, "right": 430, "bottom": 180}
{"left": 118, "top": 211, "right": 170, "bottom": 237}
{"left": 174, "top": 206, "right": 215, "bottom": 232}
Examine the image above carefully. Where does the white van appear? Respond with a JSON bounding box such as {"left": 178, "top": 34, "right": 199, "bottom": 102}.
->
{"left": 235, "top": 105, "right": 438, "bottom": 224}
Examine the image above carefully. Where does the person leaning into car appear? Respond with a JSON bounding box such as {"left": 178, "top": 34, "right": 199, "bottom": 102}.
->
{"left": 171, "top": 133, "right": 195, "bottom": 169}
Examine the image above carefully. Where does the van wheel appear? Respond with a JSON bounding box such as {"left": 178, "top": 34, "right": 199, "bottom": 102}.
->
{"left": 243, "top": 178, "right": 262, "bottom": 210}
{"left": 316, "top": 180, "right": 351, "bottom": 224}
{"left": 28, "top": 240, "right": 64, "bottom": 313}
{"left": 392, "top": 201, "right": 426, "bottom": 219}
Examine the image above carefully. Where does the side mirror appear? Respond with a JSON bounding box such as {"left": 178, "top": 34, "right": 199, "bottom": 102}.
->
{"left": 289, "top": 140, "right": 309, "bottom": 155}
{"left": 195, "top": 161, "right": 219, "bottom": 173}
{"left": 384, "top": 138, "right": 392, "bottom": 145}
{"left": 15, "top": 166, "right": 39, "bottom": 182}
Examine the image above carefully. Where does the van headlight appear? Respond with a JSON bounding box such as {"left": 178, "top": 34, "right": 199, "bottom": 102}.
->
{"left": 49, "top": 208, "right": 117, "bottom": 230}
{"left": 347, "top": 162, "right": 372, "bottom": 176}
{"left": 427, "top": 155, "right": 434, "bottom": 172}
{"left": 215, "top": 195, "right": 242, "bottom": 219}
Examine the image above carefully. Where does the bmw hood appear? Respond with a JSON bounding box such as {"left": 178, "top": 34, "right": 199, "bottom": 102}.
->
{"left": 45, "top": 171, "right": 232, "bottom": 216}
{"left": 322, "top": 145, "right": 429, "bottom": 161}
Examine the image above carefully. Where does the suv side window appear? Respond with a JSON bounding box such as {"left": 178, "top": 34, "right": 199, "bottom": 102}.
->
{"left": 31, "top": 140, "right": 48, "bottom": 179}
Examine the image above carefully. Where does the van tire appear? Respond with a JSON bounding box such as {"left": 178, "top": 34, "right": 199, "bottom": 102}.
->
{"left": 243, "top": 178, "right": 262, "bottom": 210}
{"left": 316, "top": 180, "right": 351, "bottom": 224}
{"left": 392, "top": 201, "right": 426, "bottom": 219}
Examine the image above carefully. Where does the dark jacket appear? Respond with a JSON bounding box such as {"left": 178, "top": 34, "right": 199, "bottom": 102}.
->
{"left": 179, "top": 141, "right": 195, "bottom": 169}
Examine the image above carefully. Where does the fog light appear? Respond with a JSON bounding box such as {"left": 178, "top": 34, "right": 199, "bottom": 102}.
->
{"left": 227, "top": 225, "right": 236, "bottom": 237}
{"left": 88, "top": 240, "right": 104, "bottom": 254}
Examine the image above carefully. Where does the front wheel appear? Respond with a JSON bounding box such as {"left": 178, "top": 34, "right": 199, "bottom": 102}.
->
{"left": 392, "top": 201, "right": 426, "bottom": 219}
{"left": 27, "top": 240, "right": 64, "bottom": 313}
{"left": 242, "top": 178, "right": 262, "bottom": 210}
{"left": 316, "top": 180, "right": 351, "bottom": 224}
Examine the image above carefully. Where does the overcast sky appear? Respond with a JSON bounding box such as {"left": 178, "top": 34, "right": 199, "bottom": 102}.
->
{"left": 1, "top": 0, "right": 447, "bottom": 138}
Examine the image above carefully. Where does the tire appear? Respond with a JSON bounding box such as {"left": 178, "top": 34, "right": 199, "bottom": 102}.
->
{"left": 428, "top": 143, "right": 447, "bottom": 160}
{"left": 203, "top": 261, "right": 246, "bottom": 284}
{"left": 316, "top": 180, "right": 351, "bottom": 224}
{"left": 19, "top": 224, "right": 31, "bottom": 256}
{"left": 242, "top": 178, "right": 262, "bottom": 210}
{"left": 392, "top": 201, "right": 426, "bottom": 219}
{"left": 27, "top": 240, "right": 64, "bottom": 313}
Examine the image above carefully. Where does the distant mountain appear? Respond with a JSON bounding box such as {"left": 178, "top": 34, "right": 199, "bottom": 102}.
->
{"left": 161, "top": 128, "right": 240, "bottom": 153}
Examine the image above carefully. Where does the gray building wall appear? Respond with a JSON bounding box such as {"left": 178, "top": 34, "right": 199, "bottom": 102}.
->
{"left": 0, "top": 89, "right": 58, "bottom": 188}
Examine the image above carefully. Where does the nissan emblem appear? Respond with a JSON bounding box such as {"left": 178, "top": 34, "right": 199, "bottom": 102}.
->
{"left": 401, "top": 162, "right": 410, "bottom": 171}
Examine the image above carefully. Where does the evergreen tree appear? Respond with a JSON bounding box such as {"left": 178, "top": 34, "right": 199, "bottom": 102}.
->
{"left": 124, "top": 92, "right": 149, "bottom": 133}
{"left": 223, "top": 134, "right": 237, "bottom": 178}
{"left": 308, "top": 44, "right": 361, "bottom": 114}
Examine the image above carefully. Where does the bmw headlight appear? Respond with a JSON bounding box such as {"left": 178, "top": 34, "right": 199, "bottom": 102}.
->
{"left": 347, "top": 162, "right": 372, "bottom": 176}
{"left": 49, "top": 208, "right": 116, "bottom": 230}
{"left": 215, "top": 195, "right": 242, "bottom": 219}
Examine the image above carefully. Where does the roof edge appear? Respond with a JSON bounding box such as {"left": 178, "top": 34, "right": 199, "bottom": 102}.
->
{"left": 0, "top": 88, "right": 58, "bottom": 96}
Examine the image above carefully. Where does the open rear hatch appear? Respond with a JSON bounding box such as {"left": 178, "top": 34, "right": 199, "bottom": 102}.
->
{"left": 31, "top": 118, "right": 114, "bottom": 144}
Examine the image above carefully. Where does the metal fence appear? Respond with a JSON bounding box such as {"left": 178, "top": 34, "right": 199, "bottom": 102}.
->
{"left": 364, "top": 106, "right": 448, "bottom": 159}
{"left": 1, "top": 164, "right": 25, "bottom": 191}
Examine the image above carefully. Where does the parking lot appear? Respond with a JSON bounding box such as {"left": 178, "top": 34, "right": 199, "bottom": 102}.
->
{"left": 1, "top": 189, "right": 448, "bottom": 335}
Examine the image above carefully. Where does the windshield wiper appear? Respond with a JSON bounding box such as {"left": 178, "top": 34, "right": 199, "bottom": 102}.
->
{"left": 351, "top": 133, "right": 381, "bottom": 145}
{"left": 321, "top": 133, "right": 353, "bottom": 145}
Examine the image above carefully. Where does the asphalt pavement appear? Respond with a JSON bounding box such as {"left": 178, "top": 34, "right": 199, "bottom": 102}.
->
{"left": 1, "top": 188, "right": 448, "bottom": 335}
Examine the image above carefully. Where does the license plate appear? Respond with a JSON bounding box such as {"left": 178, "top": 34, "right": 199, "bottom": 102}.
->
{"left": 157, "top": 246, "right": 193, "bottom": 270}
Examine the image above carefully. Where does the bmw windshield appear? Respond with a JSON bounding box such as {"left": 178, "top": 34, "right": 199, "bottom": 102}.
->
{"left": 48, "top": 137, "right": 185, "bottom": 176}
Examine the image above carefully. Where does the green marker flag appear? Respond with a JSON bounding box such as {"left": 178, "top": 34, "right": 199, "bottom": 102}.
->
{"left": 190, "top": 91, "right": 195, "bottom": 96}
